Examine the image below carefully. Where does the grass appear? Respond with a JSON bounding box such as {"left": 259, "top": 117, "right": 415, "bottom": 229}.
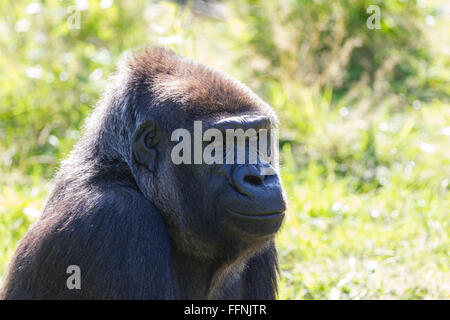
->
{"left": 276, "top": 101, "right": 449, "bottom": 299}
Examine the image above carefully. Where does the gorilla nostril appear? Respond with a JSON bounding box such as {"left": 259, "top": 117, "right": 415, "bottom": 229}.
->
{"left": 244, "top": 174, "right": 263, "bottom": 186}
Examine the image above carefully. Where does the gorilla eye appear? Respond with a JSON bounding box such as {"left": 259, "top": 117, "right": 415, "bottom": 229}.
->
{"left": 144, "top": 132, "right": 156, "bottom": 148}
{"left": 209, "top": 136, "right": 217, "bottom": 155}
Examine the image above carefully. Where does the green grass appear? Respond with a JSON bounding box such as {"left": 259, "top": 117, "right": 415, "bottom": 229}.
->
{"left": 277, "top": 101, "right": 449, "bottom": 299}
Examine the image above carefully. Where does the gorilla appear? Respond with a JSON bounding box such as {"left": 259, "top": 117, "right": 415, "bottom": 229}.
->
{"left": 0, "top": 48, "right": 287, "bottom": 299}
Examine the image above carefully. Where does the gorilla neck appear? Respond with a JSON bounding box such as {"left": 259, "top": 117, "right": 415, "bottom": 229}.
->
{"left": 170, "top": 228, "right": 269, "bottom": 299}
{"left": 172, "top": 249, "right": 214, "bottom": 299}
{"left": 171, "top": 244, "right": 251, "bottom": 299}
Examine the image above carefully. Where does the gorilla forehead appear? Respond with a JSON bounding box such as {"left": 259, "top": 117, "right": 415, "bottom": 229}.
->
{"left": 127, "top": 48, "right": 276, "bottom": 121}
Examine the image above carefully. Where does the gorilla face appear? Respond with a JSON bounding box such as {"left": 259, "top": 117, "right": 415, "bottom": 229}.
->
{"left": 203, "top": 114, "right": 286, "bottom": 239}
{"left": 133, "top": 111, "right": 286, "bottom": 254}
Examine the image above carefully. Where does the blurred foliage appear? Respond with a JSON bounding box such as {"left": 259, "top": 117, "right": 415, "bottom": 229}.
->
{"left": 236, "top": 0, "right": 448, "bottom": 102}
{"left": 0, "top": 0, "right": 449, "bottom": 299}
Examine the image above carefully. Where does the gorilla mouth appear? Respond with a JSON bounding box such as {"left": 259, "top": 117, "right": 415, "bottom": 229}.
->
{"left": 224, "top": 208, "right": 285, "bottom": 237}
{"left": 227, "top": 209, "right": 285, "bottom": 219}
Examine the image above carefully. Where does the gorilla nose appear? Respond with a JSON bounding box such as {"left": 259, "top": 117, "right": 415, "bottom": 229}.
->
{"left": 243, "top": 174, "right": 263, "bottom": 186}
{"left": 232, "top": 165, "right": 285, "bottom": 204}
{"left": 232, "top": 165, "right": 263, "bottom": 196}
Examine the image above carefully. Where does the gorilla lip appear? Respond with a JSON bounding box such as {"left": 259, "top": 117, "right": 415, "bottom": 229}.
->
{"left": 227, "top": 209, "right": 285, "bottom": 219}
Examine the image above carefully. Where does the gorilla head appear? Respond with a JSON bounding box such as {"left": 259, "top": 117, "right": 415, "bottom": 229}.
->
{"left": 0, "top": 48, "right": 287, "bottom": 300}
{"left": 123, "top": 49, "right": 286, "bottom": 260}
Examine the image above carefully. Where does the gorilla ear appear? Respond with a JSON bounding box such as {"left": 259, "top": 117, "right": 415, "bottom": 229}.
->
{"left": 132, "top": 118, "right": 160, "bottom": 172}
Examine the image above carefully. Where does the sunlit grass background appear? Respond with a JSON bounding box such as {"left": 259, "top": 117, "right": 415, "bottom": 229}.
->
{"left": 0, "top": 0, "right": 449, "bottom": 299}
